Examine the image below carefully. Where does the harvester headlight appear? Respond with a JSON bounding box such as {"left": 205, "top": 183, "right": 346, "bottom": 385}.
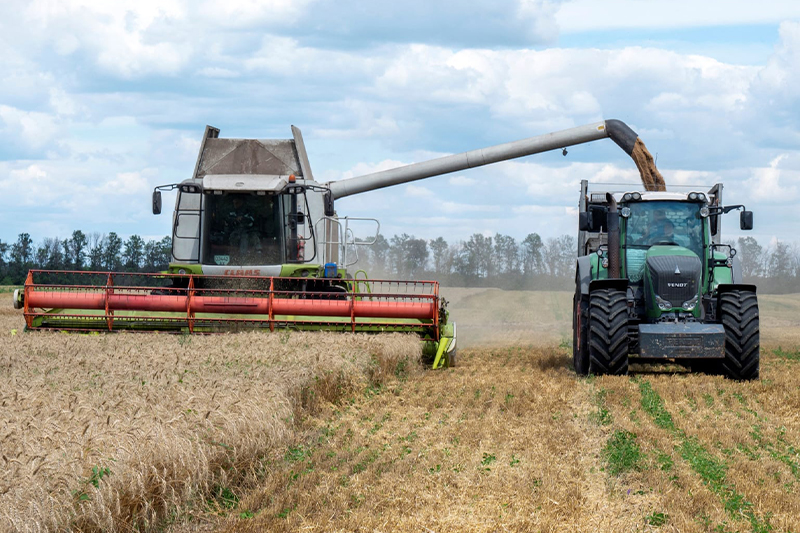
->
{"left": 682, "top": 294, "right": 699, "bottom": 311}
{"left": 700, "top": 206, "right": 709, "bottom": 218}
{"left": 632, "top": 192, "right": 642, "bottom": 200}
{"left": 178, "top": 269, "right": 186, "bottom": 275}
{"left": 655, "top": 295, "right": 673, "bottom": 311}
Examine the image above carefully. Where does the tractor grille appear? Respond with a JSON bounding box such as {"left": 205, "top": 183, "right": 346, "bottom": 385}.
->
{"left": 646, "top": 255, "right": 701, "bottom": 304}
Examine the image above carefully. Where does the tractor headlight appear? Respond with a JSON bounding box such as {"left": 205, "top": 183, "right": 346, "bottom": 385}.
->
{"left": 620, "top": 207, "right": 631, "bottom": 218}
{"left": 597, "top": 248, "right": 604, "bottom": 257}
{"left": 632, "top": 192, "right": 641, "bottom": 200}
{"left": 655, "top": 295, "right": 673, "bottom": 311}
{"left": 689, "top": 192, "right": 698, "bottom": 200}
{"left": 700, "top": 206, "right": 709, "bottom": 218}
{"left": 623, "top": 193, "right": 632, "bottom": 201}
{"left": 601, "top": 257, "right": 609, "bottom": 268}
{"left": 682, "top": 294, "right": 699, "bottom": 311}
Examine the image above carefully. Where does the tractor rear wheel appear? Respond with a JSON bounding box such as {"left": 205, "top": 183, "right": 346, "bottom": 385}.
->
{"left": 573, "top": 289, "right": 589, "bottom": 376}
{"left": 719, "top": 290, "right": 759, "bottom": 380}
{"left": 588, "top": 288, "right": 629, "bottom": 376}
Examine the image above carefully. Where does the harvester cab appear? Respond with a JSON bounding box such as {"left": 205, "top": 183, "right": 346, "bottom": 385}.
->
{"left": 16, "top": 118, "right": 672, "bottom": 370}
{"left": 574, "top": 180, "right": 759, "bottom": 379}
{"left": 151, "top": 125, "right": 372, "bottom": 282}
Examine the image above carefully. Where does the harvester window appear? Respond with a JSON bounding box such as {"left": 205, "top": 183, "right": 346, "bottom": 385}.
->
{"left": 203, "top": 193, "right": 283, "bottom": 266}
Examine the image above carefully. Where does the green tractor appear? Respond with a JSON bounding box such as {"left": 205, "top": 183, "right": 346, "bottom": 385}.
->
{"left": 573, "top": 181, "right": 759, "bottom": 379}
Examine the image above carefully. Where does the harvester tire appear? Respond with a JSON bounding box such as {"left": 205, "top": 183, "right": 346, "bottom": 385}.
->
{"left": 447, "top": 348, "right": 457, "bottom": 368}
{"left": 588, "top": 288, "right": 629, "bottom": 376}
{"left": 573, "top": 290, "right": 589, "bottom": 376}
{"left": 719, "top": 290, "right": 759, "bottom": 380}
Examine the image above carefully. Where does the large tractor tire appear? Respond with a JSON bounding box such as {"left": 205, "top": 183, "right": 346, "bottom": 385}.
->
{"left": 719, "top": 290, "right": 759, "bottom": 380}
{"left": 588, "top": 288, "right": 629, "bottom": 376}
{"left": 573, "top": 288, "right": 590, "bottom": 376}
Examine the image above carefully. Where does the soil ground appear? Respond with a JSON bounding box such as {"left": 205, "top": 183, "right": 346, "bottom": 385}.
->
{"left": 3, "top": 288, "right": 800, "bottom": 532}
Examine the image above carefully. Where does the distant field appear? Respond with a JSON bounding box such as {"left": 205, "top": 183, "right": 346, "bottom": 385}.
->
{"left": 444, "top": 287, "right": 800, "bottom": 348}
{"left": 2, "top": 289, "right": 800, "bottom": 532}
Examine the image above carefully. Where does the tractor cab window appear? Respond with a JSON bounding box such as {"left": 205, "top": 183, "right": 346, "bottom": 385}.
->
{"left": 624, "top": 201, "right": 705, "bottom": 281}
{"left": 203, "top": 193, "right": 283, "bottom": 266}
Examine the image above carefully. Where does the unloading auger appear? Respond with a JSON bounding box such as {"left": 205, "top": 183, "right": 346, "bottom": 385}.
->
{"left": 14, "top": 120, "right": 653, "bottom": 368}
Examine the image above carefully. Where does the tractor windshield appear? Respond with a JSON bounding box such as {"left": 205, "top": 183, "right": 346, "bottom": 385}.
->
{"left": 624, "top": 201, "right": 705, "bottom": 282}
{"left": 203, "top": 193, "right": 283, "bottom": 266}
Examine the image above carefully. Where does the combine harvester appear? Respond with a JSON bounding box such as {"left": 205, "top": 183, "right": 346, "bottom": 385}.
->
{"left": 14, "top": 120, "right": 658, "bottom": 368}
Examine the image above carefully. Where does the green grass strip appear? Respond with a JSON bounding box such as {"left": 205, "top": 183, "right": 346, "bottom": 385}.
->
{"left": 637, "top": 380, "right": 773, "bottom": 533}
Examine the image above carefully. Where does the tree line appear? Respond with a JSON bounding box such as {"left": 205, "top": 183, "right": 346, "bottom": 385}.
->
{"left": 352, "top": 232, "right": 578, "bottom": 290}
{"left": 352, "top": 233, "right": 800, "bottom": 293}
{"left": 0, "top": 231, "right": 172, "bottom": 285}
{"left": 1, "top": 230, "right": 799, "bottom": 294}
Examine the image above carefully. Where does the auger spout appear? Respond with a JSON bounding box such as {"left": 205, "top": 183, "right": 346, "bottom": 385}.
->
{"left": 328, "top": 119, "right": 660, "bottom": 199}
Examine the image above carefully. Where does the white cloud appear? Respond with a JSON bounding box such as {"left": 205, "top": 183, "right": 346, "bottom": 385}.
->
{"left": 449, "top": 175, "right": 478, "bottom": 186}
{"left": 0, "top": 105, "right": 59, "bottom": 152}
{"left": 555, "top": 0, "right": 800, "bottom": 32}
{"left": 745, "top": 155, "right": 798, "bottom": 201}
{"left": 405, "top": 185, "right": 434, "bottom": 198}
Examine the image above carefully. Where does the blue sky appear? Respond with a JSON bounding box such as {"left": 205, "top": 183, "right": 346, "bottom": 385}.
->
{"left": 1, "top": 0, "right": 799, "bottom": 250}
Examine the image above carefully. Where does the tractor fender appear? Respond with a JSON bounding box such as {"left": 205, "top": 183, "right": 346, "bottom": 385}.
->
{"left": 576, "top": 256, "right": 594, "bottom": 296}
{"left": 589, "top": 278, "right": 629, "bottom": 293}
{"left": 717, "top": 283, "right": 757, "bottom": 295}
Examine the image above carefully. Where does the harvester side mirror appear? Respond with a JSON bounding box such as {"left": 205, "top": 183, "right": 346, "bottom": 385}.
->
{"left": 323, "top": 190, "right": 335, "bottom": 217}
{"left": 740, "top": 210, "right": 754, "bottom": 231}
{"left": 152, "top": 190, "right": 162, "bottom": 215}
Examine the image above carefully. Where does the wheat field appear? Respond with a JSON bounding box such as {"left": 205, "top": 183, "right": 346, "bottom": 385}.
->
{"left": 2, "top": 288, "right": 800, "bottom": 532}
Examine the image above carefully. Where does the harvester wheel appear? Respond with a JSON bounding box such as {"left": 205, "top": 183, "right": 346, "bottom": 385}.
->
{"left": 588, "top": 288, "right": 629, "bottom": 376}
{"left": 719, "top": 290, "right": 759, "bottom": 380}
{"left": 447, "top": 347, "right": 457, "bottom": 368}
{"left": 572, "top": 290, "right": 589, "bottom": 376}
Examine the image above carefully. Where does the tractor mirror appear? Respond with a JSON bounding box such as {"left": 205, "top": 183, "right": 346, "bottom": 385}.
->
{"left": 587, "top": 205, "right": 608, "bottom": 232}
{"left": 579, "top": 212, "right": 592, "bottom": 231}
{"left": 740, "top": 210, "right": 754, "bottom": 230}
{"left": 152, "top": 190, "right": 162, "bottom": 215}
{"left": 323, "top": 190, "right": 335, "bottom": 217}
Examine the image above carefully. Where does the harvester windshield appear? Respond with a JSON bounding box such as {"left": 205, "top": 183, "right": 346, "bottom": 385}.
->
{"left": 624, "top": 201, "right": 705, "bottom": 281}
{"left": 204, "top": 193, "right": 283, "bottom": 266}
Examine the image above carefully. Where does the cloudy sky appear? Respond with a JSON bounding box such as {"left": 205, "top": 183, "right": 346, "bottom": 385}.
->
{"left": 1, "top": 0, "right": 799, "bottom": 249}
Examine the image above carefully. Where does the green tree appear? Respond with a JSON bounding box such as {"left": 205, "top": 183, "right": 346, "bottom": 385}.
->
{"left": 88, "top": 233, "right": 105, "bottom": 271}
{"left": 103, "top": 232, "right": 123, "bottom": 271}
{"left": 521, "top": 233, "right": 543, "bottom": 275}
{"left": 493, "top": 233, "right": 519, "bottom": 275}
{"left": 67, "top": 230, "right": 88, "bottom": 270}
{"left": 429, "top": 236, "right": 450, "bottom": 275}
{"left": 123, "top": 235, "right": 145, "bottom": 271}
{"left": 737, "top": 236, "right": 763, "bottom": 280}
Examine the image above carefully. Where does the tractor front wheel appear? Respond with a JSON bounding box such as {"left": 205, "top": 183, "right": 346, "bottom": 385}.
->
{"left": 588, "top": 288, "right": 629, "bottom": 376}
{"left": 719, "top": 290, "right": 759, "bottom": 380}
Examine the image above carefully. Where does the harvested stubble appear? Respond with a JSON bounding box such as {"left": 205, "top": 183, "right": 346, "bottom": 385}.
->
{"left": 0, "top": 300, "right": 420, "bottom": 532}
